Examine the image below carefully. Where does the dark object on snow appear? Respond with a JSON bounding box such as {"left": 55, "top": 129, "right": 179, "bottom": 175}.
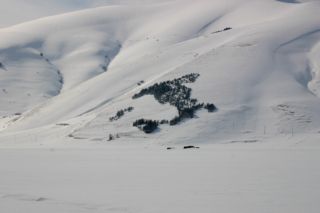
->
{"left": 108, "top": 134, "right": 114, "bottom": 141}
{"left": 160, "top": 120, "right": 169, "bottom": 124}
{"left": 109, "top": 107, "right": 134, "bottom": 122}
{"left": 183, "top": 145, "right": 199, "bottom": 149}
{"left": 132, "top": 73, "right": 217, "bottom": 133}
{"left": 167, "top": 147, "right": 175, "bottom": 150}
{"left": 133, "top": 119, "right": 159, "bottom": 133}
{"left": 211, "top": 27, "right": 232, "bottom": 34}
{"left": 204, "top": 103, "right": 217, "bottom": 112}
{"left": 133, "top": 73, "right": 215, "bottom": 126}
{"left": 107, "top": 133, "right": 120, "bottom": 141}
{"left": 137, "top": 80, "right": 145, "bottom": 86}
{"left": 102, "top": 65, "right": 107, "bottom": 71}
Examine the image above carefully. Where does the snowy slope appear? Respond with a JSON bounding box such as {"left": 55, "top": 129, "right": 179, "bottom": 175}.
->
{"left": 1, "top": 1, "right": 320, "bottom": 213}
{"left": 0, "top": 0, "right": 320, "bottom": 144}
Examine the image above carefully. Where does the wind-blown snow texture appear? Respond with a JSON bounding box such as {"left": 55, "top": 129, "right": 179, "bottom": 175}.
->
{"left": 1, "top": 1, "right": 320, "bottom": 213}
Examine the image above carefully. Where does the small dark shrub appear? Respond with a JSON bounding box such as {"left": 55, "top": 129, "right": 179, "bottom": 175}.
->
{"left": 137, "top": 80, "right": 145, "bottom": 86}
{"left": 170, "top": 116, "right": 181, "bottom": 126}
{"left": 110, "top": 107, "right": 134, "bottom": 121}
{"left": 133, "top": 118, "right": 146, "bottom": 127}
{"left": 160, "top": 120, "right": 169, "bottom": 124}
{"left": 142, "top": 121, "right": 159, "bottom": 133}
{"left": 116, "top": 110, "right": 124, "bottom": 118}
{"left": 108, "top": 134, "right": 114, "bottom": 141}
{"left": 178, "top": 108, "right": 195, "bottom": 118}
{"left": 205, "top": 103, "right": 217, "bottom": 112}
{"left": 133, "top": 119, "right": 159, "bottom": 133}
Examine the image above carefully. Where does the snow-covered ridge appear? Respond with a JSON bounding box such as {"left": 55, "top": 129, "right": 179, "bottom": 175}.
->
{"left": 0, "top": 0, "right": 320, "bottom": 144}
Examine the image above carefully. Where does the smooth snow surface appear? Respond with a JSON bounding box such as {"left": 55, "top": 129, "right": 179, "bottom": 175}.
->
{"left": 0, "top": 0, "right": 320, "bottom": 212}
{"left": 1, "top": 141, "right": 320, "bottom": 213}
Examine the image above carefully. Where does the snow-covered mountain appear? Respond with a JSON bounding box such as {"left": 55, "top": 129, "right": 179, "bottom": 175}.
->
{"left": 1, "top": 0, "right": 320, "bottom": 145}
{"left": 1, "top": 1, "right": 320, "bottom": 213}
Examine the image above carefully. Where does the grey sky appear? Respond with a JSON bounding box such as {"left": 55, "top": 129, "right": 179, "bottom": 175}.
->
{"left": 0, "top": 0, "right": 103, "bottom": 28}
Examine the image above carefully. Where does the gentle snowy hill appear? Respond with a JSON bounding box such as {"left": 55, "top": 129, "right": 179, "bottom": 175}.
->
{"left": 0, "top": 0, "right": 320, "bottom": 144}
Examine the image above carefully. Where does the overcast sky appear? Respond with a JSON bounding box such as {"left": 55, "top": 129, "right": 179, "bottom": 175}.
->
{"left": 0, "top": 0, "right": 175, "bottom": 28}
{"left": 0, "top": 0, "right": 106, "bottom": 28}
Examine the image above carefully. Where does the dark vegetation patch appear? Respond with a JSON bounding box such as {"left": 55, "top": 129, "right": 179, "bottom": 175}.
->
{"left": 183, "top": 145, "right": 200, "bottom": 149}
{"left": 133, "top": 119, "right": 159, "bottom": 134}
{"left": 166, "top": 146, "right": 199, "bottom": 150}
{"left": 109, "top": 107, "right": 134, "bottom": 122}
{"left": 101, "top": 55, "right": 110, "bottom": 72}
{"left": 132, "top": 73, "right": 217, "bottom": 133}
{"left": 108, "top": 133, "right": 120, "bottom": 141}
{"left": 204, "top": 103, "right": 216, "bottom": 112}
{"left": 137, "top": 80, "right": 144, "bottom": 86}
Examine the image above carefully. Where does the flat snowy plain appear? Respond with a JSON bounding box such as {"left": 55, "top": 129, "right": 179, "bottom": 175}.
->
{"left": 1, "top": 0, "right": 320, "bottom": 212}
{"left": 1, "top": 140, "right": 320, "bottom": 213}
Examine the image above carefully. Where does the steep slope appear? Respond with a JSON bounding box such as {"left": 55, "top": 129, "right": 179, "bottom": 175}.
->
{"left": 0, "top": 0, "right": 320, "bottom": 144}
